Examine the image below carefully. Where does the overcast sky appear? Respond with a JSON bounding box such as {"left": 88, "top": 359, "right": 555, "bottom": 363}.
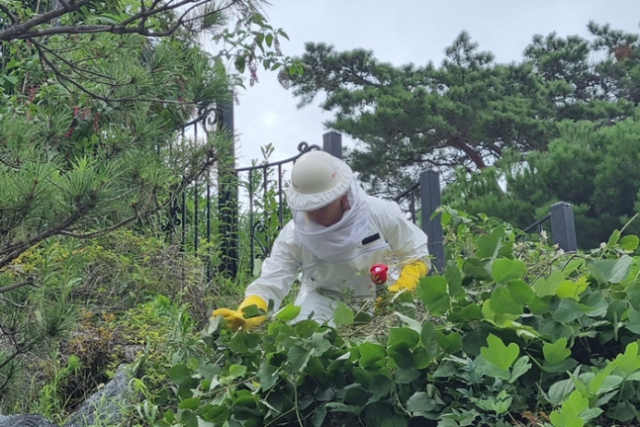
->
{"left": 222, "top": 0, "right": 640, "bottom": 168}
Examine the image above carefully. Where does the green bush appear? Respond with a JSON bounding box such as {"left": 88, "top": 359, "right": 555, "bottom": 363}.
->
{"left": 149, "top": 210, "right": 640, "bottom": 427}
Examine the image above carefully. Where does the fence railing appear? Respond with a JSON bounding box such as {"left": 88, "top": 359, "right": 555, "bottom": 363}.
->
{"left": 522, "top": 202, "right": 578, "bottom": 252}
{"left": 166, "top": 100, "right": 578, "bottom": 281}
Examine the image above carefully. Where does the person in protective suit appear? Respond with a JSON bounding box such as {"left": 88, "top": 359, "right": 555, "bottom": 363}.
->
{"left": 213, "top": 150, "right": 430, "bottom": 331}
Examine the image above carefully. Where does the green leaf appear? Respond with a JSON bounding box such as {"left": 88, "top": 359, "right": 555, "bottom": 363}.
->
{"left": 476, "top": 225, "right": 505, "bottom": 259}
{"left": 445, "top": 263, "right": 464, "bottom": 298}
{"left": 358, "top": 342, "right": 386, "bottom": 368}
{"left": 613, "top": 342, "right": 640, "bottom": 377}
{"left": 421, "top": 321, "right": 439, "bottom": 358}
{"left": 620, "top": 235, "right": 640, "bottom": 251}
{"left": 510, "top": 356, "right": 532, "bottom": 383}
{"left": 543, "top": 338, "right": 572, "bottom": 365}
{"left": 180, "top": 410, "right": 198, "bottom": 427}
{"left": 178, "top": 397, "right": 200, "bottom": 410}
{"left": 556, "top": 278, "right": 589, "bottom": 300}
{"left": 462, "top": 258, "right": 491, "bottom": 280}
{"left": 590, "top": 255, "right": 633, "bottom": 284}
{"left": 549, "top": 391, "right": 587, "bottom": 427}
{"left": 168, "top": 364, "right": 192, "bottom": 387}
{"left": 333, "top": 302, "right": 354, "bottom": 326}
{"left": 406, "top": 391, "right": 430, "bottom": 412}
{"left": 436, "top": 331, "right": 463, "bottom": 354}
{"left": 608, "top": 229, "right": 621, "bottom": 247}
{"left": 417, "top": 276, "right": 450, "bottom": 315}
{"left": 228, "top": 364, "right": 247, "bottom": 378}
{"left": 625, "top": 308, "right": 640, "bottom": 334}
{"left": 275, "top": 304, "right": 301, "bottom": 321}
{"left": 492, "top": 258, "right": 526, "bottom": 284}
{"left": 265, "top": 34, "right": 274, "bottom": 47}
{"left": 234, "top": 56, "right": 246, "bottom": 73}
{"left": 258, "top": 361, "right": 278, "bottom": 391}
{"left": 507, "top": 279, "right": 534, "bottom": 304}
{"left": 490, "top": 287, "right": 523, "bottom": 315}
{"left": 548, "top": 379, "right": 575, "bottom": 405}
{"left": 552, "top": 298, "right": 594, "bottom": 323}
{"left": 389, "top": 327, "right": 420, "bottom": 349}
{"left": 311, "top": 405, "right": 327, "bottom": 427}
{"left": 533, "top": 271, "right": 565, "bottom": 297}
{"left": 288, "top": 345, "right": 311, "bottom": 373}
{"left": 480, "top": 334, "right": 519, "bottom": 371}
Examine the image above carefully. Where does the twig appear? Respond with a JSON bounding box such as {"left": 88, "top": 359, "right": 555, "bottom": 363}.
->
{"left": 0, "top": 278, "right": 35, "bottom": 294}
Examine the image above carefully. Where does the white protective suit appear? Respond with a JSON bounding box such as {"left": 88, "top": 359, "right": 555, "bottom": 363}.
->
{"left": 244, "top": 182, "right": 430, "bottom": 323}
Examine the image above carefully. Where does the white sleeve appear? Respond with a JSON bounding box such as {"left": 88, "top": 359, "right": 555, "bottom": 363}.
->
{"left": 244, "top": 222, "right": 301, "bottom": 311}
{"left": 372, "top": 198, "right": 430, "bottom": 267}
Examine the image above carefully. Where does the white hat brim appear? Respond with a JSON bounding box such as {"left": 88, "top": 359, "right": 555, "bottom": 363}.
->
{"left": 286, "top": 162, "right": 353, "bottom": 211}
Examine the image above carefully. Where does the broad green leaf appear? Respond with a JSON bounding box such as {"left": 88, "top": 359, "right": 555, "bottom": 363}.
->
{"left": 421, "top": 321, "right": 439, "bottom": 359}
{"left": 228, "top": 364, "right": 247, "bottom": 378}
{"left": 528, "top": 296, "right": 550, "bottom": 315}
{"left": 480, "top": 334, "right": 519, "bottom": 371}
{"left": 556, "top": 277, "right": 589, "bottom": 300}
{"left": 447, "top": 303, "right": 483, "bottom": 323}
{"left": 308, "top": 333, "right": 331, "bottom": 356}
{"left": 389, "top": 327, "right": 420, "bottom": 349}
{"left": 476, "top": 225, "right": 505, "bottom": 259}
{"left": 395, "top": 311, "right": 422, "bottom": 333}
{"left": 628, "top": 281, "right": 640, "bottom": 311}
{"left": 229, "top": 332, "right": 261, "bottom": 353}
{"left": 549, "top": 391, "right": 587, "bottom": 427}
{"left": 417, "top": 276, "right": 450, "bottom": 315}
{"left": 287, "top": 345, "right": 311, "bottom": 373}
{"left": 533, "top": 271, "right": 565, "bottom": 297}
{"left": 358, "top": 342, "right": 386, "bottom": 368}
{"left": 492, "top": 390, "right": 513, "bottom": 414}
{"left": 552, "top": 298, "right": 594, "bottom": 323}
{"left": 620, "top": 235, "right": 640, "bottom": 251}
{"left": 590, "top": 255, "right": 633, "bottom": 284}
{"left": 274, "top": 304, "right": 301, "bottom": 321}
{"left": 258, "top": 362, "right": 278, "bottom": 391}
{"left": 180, "top": 410, "right": 198, "bottom": 427}
{"left": 406, "top": 391, "right": 430, "bottom": 412}
{"left": 462, "top": 258, "right": 492, "bottom": 280}
{"left": 490, "top": 287, "right": 523, "bottom": 315}
{"left": 178, "top": 397, "right": 200, "bottom": 410}
{"left": 608, "top": 229, "right": 621, "bottom": 247}
{"left": 492, "top": 258, "right": 526, "bottom": 284}
{"left": 445, "top": 263, "right": 464, "bottom": 298}
{"left": 311, "top": 405, "right": 327, "bottom": 427}
{"left": 613, "top": 342, "right": 640, "bottom": 377}
{"left": 625, "top": 308, "right": 640, "bottom": 334}
{"left": 548, "top": 379, "right": 575, "bottom": 405}
{"left": 543, "top": 338, "right": 571, "bottom": 365}
{"left": 168, "top": 364, "right": 193, "bottom": 387}
{"left": 507, "top": 279, "right": 534, "bottom": 304}
{"left": 333, "top": 302, "right": 354, "bottom": 326}
{"left": 436, "top": 331, "right": 462, "bottom": 354}
{"left": 510, "top": 356, "right": 532, "bottom": 383}
{"left": 482, "top": 299, "right": 519, "bottom": 326}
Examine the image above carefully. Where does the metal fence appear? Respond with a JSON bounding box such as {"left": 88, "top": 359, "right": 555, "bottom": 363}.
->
{"left": 166, "top": 100, "right": 578, "bottom": 281}
{"left": 522, "top": 202, "right": 578, "bottom": 252}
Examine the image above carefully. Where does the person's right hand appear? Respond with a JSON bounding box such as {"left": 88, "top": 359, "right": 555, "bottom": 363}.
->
{"left": 212, "top": 295, "right": 268, "bottom": 332}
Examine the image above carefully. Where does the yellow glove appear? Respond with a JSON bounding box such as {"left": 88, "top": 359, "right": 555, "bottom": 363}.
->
{"left": 388, "top": 260, "right": 429, "bottom": 293}
{"left": 212, "top": 295, "right": 268, "bottom": 332}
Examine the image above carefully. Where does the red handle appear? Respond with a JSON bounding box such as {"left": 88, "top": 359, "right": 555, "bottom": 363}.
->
{"left": 370, "top": 263, "right": 389, "bottom": 285}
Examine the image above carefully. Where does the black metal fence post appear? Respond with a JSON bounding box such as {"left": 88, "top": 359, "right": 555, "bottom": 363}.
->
{"left": 323, "top": 131, "right": 342, "bottom": 159}
{"left": 419, "top": 170, "right": 445, "bottom": 274}
{"left": 550, "top": 202, "right": 578, "bottom": 252}
{"left": 217, "top": 97, "right": 238, "bottom": 278}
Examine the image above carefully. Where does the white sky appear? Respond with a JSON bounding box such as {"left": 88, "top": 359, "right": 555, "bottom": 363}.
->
{"left": 222, "top": 0, "right": 640, "bottom": 168}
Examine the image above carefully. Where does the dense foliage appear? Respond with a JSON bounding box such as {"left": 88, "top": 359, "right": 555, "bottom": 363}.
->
{"left": 136, "top": 211, "right": 640, "bottom": 427}
{"left": 443, "top": 117, "right": 640, "bottom": 249}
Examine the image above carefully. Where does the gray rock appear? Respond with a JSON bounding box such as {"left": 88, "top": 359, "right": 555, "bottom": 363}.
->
{"left": 62, "top": 364, "right": 130, "bottom": 427}
{"left": 0, "top": 415, "right": 59, "bottom": 427}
